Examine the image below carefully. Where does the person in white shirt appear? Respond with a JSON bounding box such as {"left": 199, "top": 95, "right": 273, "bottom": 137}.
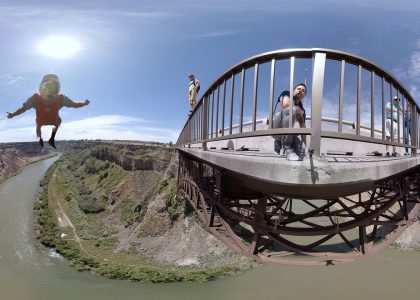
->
{"left": 188, "top": 74, "right": 200, "bottom": 113}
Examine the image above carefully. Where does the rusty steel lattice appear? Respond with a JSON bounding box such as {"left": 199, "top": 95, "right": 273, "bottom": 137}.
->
{"left": 177, "top": 154, "right": 420, "bottom": 266}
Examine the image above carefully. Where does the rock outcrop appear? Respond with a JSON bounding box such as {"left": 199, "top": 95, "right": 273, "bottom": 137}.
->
{"left": 0, "top": 142, "right": 52, "bottom": 182}
{"left": 90, "top": 145, "right": 175, "bottom": 172}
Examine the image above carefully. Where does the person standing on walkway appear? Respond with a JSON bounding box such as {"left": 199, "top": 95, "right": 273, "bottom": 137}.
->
{"left": 188, "top": 74, "right": 200, "bottom": 114}
{"left": 385, "top": 96, "right": 402, "bottom": 157}
{"left": 272, "top": 83, "right": 307, "bottom": 161}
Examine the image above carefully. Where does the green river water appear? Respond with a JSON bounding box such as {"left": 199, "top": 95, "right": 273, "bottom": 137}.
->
{"left": 0, "top": 155, "right": 419, "bottom": 300}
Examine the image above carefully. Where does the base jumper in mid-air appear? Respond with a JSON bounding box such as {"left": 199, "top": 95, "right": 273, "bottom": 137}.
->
{"left": 7, "top": 74, "right": 90, "bottom": 148}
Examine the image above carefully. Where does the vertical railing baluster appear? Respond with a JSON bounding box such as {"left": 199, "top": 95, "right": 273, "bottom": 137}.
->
{"left": 413, "top": 108, "right": 420, "bottom": 152}
{"left": 221, "top": 79, "right": 226, "bottom": 136}
{"left": 311, "top": 52, "right": 326, "bottom": 156}
{"left": 269, "top": 59, "right": 276, "bottom": 129}
{"left": 416, "top": 109, "right": 418, "bottom": 148}
{"left": 202, "top": 103, "right": 204, "bottom": 141}
{"left": 195, "top": 111, "right": 198, "bottom": 142}
{"left": 188, "top": 119, "right": 191, "bottom": 146}
{"left": 192, "top": 112, "right": 195, "bottom": 142}
{"left": 402, "top": 93, "right": 406, "bottom": 146}
{"left": 289, "top": 57, "right": 295, "bottom": 128}
{"left": 407, "top": 101, "right": 410, "bottom": 151}
{"left": 416, "top": 109, "right": 419, "bottom": 151}
{"left": 382, "top": 77, "right": 385, "bottom": 141}
{"left": 194, "top": 107, "right": 198, "bottom": 142}
{"left": 339, "top": 60, "right": 345, "bottom": 133}
{"left": 371, "top": 70, "right": 375, "bottom": 138}
{"left": 196, "top": 104, "right": 199, "bottom": 141}
{"left": 202, "top": 97, "right": 205, "bottom": 142}
{"left": 397, "top": 90, "right": 400, "bottom": 144}
{"left": 356, "top": 65, "right": 361, "bottom": 136}
{"left": 203, "top": 96, "right": 208, "bottom": 149}
{"left": 252, "top": 63, "right": 259, "bottom": 131}
{"left": 239, "top": 69, "right": 245, "bottom": 133}
{"left": 229, "top": 74, "right": 235, "bottom": 135}
{"left": 193, "top": 111, "right": 196, "bottom": 142}
{"left": 196, "top": 108, "right": 198, "bottom": 142}
{"left": 197, "top": 105, "right": 201, "bottom": 142}
{"left": 211, "top": 91, "right": 214, "bottom": 138}
{"left": 410, "top": 100, "right": 413, "bottom": 150}
{"left": 415, "top": 108, "right": 418, "bottom": 149}
{"left": 390, "top": 83, "right": 393, "bottom": 143}
{"left": 216, "top": 85, "right": 220, "bottom": 138}
{"left": 199, "top": 104, "right": 202, "bottom": 141}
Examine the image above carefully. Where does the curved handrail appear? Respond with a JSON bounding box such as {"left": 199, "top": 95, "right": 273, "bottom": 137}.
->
{"left": 192, "top": 48, "right": 416, "bottom": 113}
{"left": 177, "top": 48, "right": 420, "bottom": 156}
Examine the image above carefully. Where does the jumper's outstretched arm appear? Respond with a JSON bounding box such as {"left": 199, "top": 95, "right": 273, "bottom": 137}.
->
{"left": 7, "top": 105, "right": 29, "bottom": 119}
{"left": 68, "top": 99, "right": 90, "bottom": 108}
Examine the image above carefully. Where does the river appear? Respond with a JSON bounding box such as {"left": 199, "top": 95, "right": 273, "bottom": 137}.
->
{"left": 0, "top": 156, "right": 419, "bottom": 300}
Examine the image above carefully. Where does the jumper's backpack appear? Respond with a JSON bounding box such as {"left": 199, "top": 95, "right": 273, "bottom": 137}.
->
{"left": 195, "top": 81, "right": 200, "bottom": 93}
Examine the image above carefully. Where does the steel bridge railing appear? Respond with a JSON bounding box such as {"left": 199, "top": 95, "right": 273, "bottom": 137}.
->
{"left": 177, "top": 48, "right": 420, "bottom": 157}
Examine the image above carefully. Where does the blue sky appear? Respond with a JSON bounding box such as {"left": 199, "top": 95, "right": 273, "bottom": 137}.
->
{"left": 1, "top": 0, "right": 420, "bottom": 143}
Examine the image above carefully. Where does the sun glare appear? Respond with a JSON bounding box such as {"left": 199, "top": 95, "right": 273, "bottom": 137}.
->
{"left": 36, "top": 35, "right": 81, "bottom": 59}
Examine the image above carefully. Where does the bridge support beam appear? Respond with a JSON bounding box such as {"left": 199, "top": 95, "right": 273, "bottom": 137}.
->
{"left": 359, "top": 225, "right": 367, "bottom": 254}
{"left": 250, "top": 197, "right": 267, "bottom": 255}
{"left": 177, "top": 152, "right": 420, "bottom": 266}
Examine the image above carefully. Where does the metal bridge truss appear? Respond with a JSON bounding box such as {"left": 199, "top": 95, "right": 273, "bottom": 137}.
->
{"left": 177, "top": 154, "right": 420, "bottom": 266}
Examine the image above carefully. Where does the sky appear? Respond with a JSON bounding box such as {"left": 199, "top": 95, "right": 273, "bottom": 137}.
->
{"left": 1, "top": 0, "right": 420, "bottom": 143}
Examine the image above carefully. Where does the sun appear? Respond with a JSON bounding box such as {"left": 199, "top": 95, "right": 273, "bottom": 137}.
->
{"left": 36, "top": 35, "right": 81, "bottom": 59}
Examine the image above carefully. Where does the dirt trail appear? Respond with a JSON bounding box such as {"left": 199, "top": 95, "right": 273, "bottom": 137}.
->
{"left": 49, "top": 172, "right": 84, "bottom": 250}
{"left": 47, "top": 171, "right": 140, "bottom": 267}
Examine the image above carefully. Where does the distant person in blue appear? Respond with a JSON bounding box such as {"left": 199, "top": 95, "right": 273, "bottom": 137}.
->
{"left": 404, "top": 109, "right": 411, "bottom": 156}
{"left": 385, "top": 96, "right": 402, "bottom": 157}
{"left": 272, "top": 83, "right": 307, "bottom": 161}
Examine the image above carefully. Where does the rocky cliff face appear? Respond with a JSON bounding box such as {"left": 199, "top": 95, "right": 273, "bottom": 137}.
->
{"left": 40, "top": 142, "right": 252, "bottom": 281}
{"left": 395, "top": 215, "right": 420, "bottom": 249}
{"left": 90, "top": 145, "right": 175, "bottom": 172}
{"left": 0, "top": 142, "right": 52, "bottom": 182}
{"left": 88, "top": 145, "right": 242, "bottom": 265}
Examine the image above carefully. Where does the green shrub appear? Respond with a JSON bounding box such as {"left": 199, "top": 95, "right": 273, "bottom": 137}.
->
{"left": 78, "top": 197, "right": 105, "bottom": 214}
{"left": 98, "top": 170, "right": 109, "bottom": 183}
{"left": 121, "top": 202, "right": 142, "bottom": 227}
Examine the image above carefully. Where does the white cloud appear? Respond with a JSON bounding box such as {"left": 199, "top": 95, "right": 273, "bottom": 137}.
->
{"left": 184, "top": 30, "right": 237, "bottom": 39}
{"left": 0, "top": 73, "right": 25, "bottom": 89}
{"left": 0, "top": 5, "right": 176, "bottom": 25}
{"left": 409, "top": 85, "right": 420, "bottom": 100}
{"left": 0, "top": 112, "right": 35, "bottom": 130}
{"left": 408, "top": 51, "right": 420, "bottom": 81}
{"left": 0, "top": 114, "right": 179, "bottom": 143}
